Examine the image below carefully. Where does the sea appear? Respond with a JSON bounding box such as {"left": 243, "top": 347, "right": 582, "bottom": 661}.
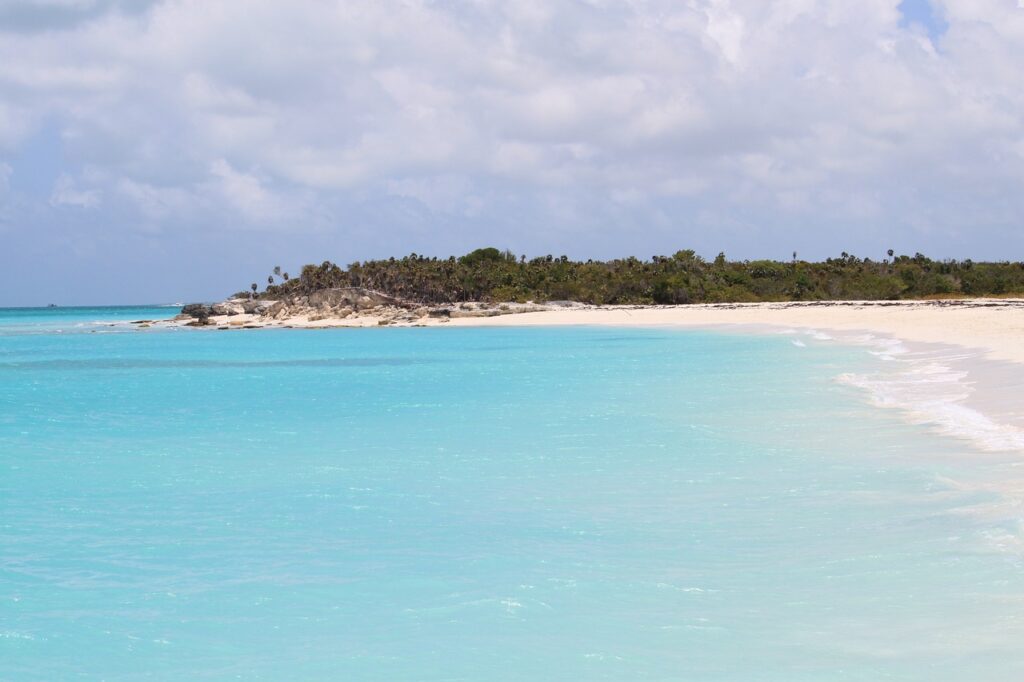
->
{"left": 2, "top": 305, "right": 1023, "bottom": 680}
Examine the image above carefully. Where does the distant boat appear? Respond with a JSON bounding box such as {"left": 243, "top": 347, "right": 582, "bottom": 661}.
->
{"left": 47, "top": 304, "right": 58, "bottom": 308}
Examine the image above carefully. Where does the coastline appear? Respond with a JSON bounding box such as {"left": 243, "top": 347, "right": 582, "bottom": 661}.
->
{"left": 157, "top": 298, "right": 1024, "bottom": 363}
{"left": 151, "top": 298, "right": 1024, "bottom": 456}
{"left": 440, "top": 299, "right": 1024, "bottom": 365}
{"left": 440, "top": 300, "right": 1024, "bottom": 455}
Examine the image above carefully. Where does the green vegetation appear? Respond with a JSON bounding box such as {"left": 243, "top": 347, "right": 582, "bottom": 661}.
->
{"left": 250, "top": 248, "right": 1024, "bottom": 305}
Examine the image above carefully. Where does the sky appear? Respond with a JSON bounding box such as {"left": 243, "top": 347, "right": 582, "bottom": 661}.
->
{"left": 1, "top": 0, "right": 1023, "bottom": 305}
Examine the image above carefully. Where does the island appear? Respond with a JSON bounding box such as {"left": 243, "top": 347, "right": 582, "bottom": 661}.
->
{"left": 156, "top": 248, "right": 1024, "bottom": 331}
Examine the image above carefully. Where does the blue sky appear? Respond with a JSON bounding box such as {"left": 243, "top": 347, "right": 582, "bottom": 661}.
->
{"left": 898, "top": 0, "right": 948, "bottom": 39}
{"left": 1, "top": 0, "right": 1023, "bottom": 305}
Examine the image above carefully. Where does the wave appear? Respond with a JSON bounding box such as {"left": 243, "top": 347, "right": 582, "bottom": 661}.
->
{"left": 824, "top": 333, "right": 1024, "bottom": 453}
{"left": 837, "top": 370, "right": 1024, "bottom": 452}
{"left": 778, "top": 328, "right": 1024, "bottom": 453}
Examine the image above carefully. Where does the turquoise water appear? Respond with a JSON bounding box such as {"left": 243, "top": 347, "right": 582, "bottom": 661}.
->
{"left": 2, "top": 307, "right": 1023, "bottom": 680}
{"left": 0, "top": 305, "right": 181, "bottom": 336}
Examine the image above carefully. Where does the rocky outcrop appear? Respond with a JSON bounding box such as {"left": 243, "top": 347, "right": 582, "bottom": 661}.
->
{"left": 240, "top": 298, "right": 276, "bottom": 315}
{"left": 183, "top": 298, "right": 277, "bottom": 318}
{"left": 211, "top": 301, "right": 245, "bottom": 316}
{"left": 178, "top": 288, "right": 579, "bottom": 328}
{"left": 181, "top": 303, "right": 212, "bottom": 318}
{"left": 446, "top": 302, "right": 551, "bottom": 318}
{"left": 305, "top": 288, "right": 409, "bottom": 311}
{"left": 258, "top": 288, "right": 413, "bottom": 321}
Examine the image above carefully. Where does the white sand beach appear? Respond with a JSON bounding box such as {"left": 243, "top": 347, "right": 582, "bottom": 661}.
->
{"left": 164, "top": 299, "right": 1024, "bottom": 365}
{"left": 448, "top": 299, "right": 1024, "bottom": 455}
{"left": 446, "top": 300, "right": 1024, "bottom": 365}
{"left": 174, "top": 298, "right": 1021, "bottom": 454}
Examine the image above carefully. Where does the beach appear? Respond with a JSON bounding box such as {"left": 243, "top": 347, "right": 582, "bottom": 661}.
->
{"left": 156, "top": 298, "right": 1024, "bottom": 455}
{"left": 5, "top": 305, "right": 1024, "bottom": 678}
{"left": 165, "top": 298, "right": 1024, "bottom": 363}
{"left": 444, "top": 299, "right": 1024, "bottom": 364}
{"left": 449, "top": 300, "right": 1024, "bottom": 455}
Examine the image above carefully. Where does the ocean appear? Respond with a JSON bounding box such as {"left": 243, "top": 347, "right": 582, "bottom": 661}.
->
{"left": 2, "top": 306, "right": 1023, "bottom": 680}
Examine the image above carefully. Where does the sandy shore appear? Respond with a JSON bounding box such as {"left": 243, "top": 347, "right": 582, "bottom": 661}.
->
{"left": 442, "top": 299, "right": 1024, "bottom": 453}
{"left": 160, "top": 299, "right": 1024, "bottom": 364}
{"left": 152, "top": 298, "right": 1024, "bottom": 453}
{"left": 445, "top": 300, "right": 1024, "bottom": 365}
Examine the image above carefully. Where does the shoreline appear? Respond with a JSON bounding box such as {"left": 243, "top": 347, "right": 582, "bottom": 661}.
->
{"left": 441, "top": 299, "right": 1024, "bottom": 366}
{"left": 441, "top": 300, "right": 1024, "bottom": 454}
{"left": 156, "top": 298, "right": 1024, "bottom": 362}
{"left": 150, "top": 298, "right": 1024, "bottom": 455}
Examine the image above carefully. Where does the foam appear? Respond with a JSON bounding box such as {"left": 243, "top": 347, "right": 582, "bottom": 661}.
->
{"left": 828, "top": 333, "right": 1024, "bottom": 453}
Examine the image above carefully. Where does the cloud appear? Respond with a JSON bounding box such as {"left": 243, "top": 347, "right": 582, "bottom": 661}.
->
{"left": 206, "top": 158, "right": 299, "bottom": 224}
{"left": 49, "top": 172, "right": 100, "bottom": 207}
{"left": 0, "top": 0, "right": 1022, "bottom": 284}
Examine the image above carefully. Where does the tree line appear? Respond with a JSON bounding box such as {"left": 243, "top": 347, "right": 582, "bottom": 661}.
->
{"left": 240, "top": 247, "right": 1024, "bottom": 305}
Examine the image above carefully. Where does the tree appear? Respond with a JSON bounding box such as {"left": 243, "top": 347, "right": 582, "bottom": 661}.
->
{"left": 234, "top": 249, "right": 1024, "bottom": 306}
{"left": 250, "top": 283, "right": 258, "bottom": 299}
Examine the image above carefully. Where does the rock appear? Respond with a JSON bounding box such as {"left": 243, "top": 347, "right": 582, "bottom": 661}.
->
{"left": 305, "top": 288, "right": 405, "bottom": 312}
{"left": 264, "top": 300, "right": 288, "bottom": 319}
{"left": 256, "top": 287, "right": 413, "bottom": 321}
{"left": 449, "top": 308, "right": 500, "bottom": 318}
{"left": 240, "top": 298, "right": 276, "bottom": 314}
{"left": 211, "top": 300, "right": 245, "bottom": 316}
{"left": 181, "top": 303, "right": 212, "bottom": 319}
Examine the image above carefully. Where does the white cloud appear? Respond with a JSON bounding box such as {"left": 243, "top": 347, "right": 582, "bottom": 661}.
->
{"left": 0, "top": 0, "right": 1021, "bottom": 256}
{"left": 116, "top": 176, "right": 192, "bottom": 223}
{"left": 50, "top": 172, "right": 100, "bottom": 207}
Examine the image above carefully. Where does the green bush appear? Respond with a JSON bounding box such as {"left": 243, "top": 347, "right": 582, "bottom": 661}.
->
{"left": 248, "top": 249, "right": 1024, "bottom": 305}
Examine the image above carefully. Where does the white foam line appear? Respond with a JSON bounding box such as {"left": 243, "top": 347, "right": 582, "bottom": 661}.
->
{"left": 832, "top": 332, "right": 1024, "bottom": 453}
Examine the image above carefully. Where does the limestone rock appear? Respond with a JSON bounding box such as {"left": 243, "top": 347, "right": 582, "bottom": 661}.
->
{"left": 181, "top": 303, "right": 212, "bottom": 319}
{"left": 211, "top": 300, "right": 246, "bottom": 316}
{"left": 240, "top": 298, "right": 276, "bottom": 314}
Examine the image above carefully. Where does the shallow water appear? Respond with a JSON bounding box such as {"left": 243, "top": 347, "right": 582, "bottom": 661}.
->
{"left": 2, "top": 307, "right": 1023, "bottom": 680}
